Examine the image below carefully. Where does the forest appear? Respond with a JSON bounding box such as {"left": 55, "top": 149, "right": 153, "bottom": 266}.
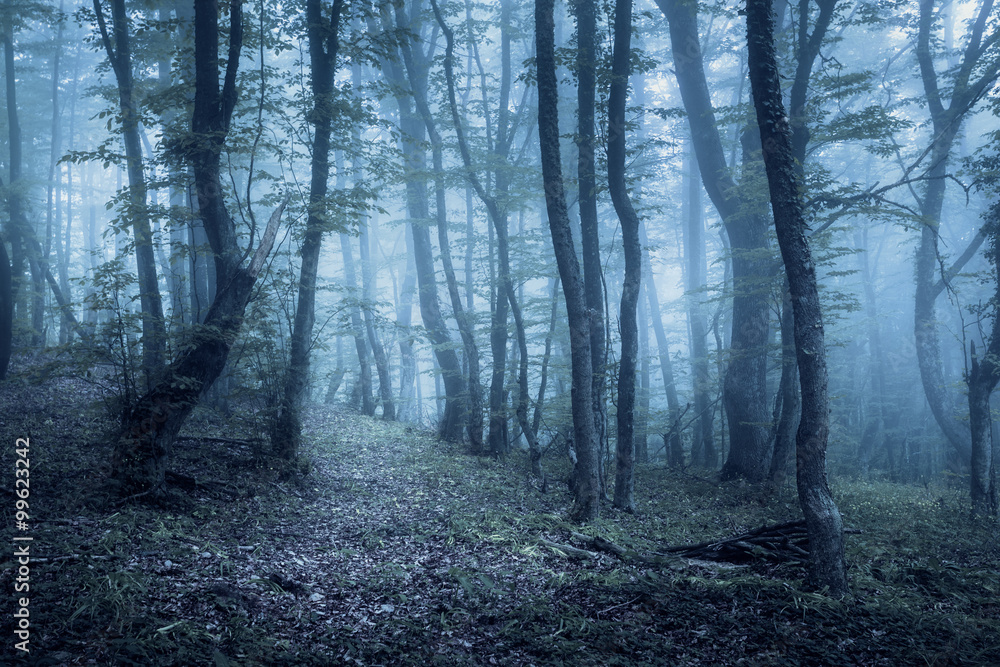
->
{"left": 1, "top": 0, "right": 999, "bottom": 663}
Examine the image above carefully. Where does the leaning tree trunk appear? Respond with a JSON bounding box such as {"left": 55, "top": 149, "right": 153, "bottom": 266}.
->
{"left": 746, "top": 0, "right": 847, "bottom": 596}
{"left": 112, "top": 0, "right": 286, "bottom": 499}
{"left": 536, "top": 0, "right": 600, "bottom": 521}
{"left": 608, "top": 0, "right": 641, "bottom": 513}
{"left": 94, "top": 0, "right": 167, "bottom": 385}
{"left": 273, "top": 0, "right": 344, "bottom": 460}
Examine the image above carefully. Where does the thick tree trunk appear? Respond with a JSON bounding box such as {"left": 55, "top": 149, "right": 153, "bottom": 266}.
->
{"left": 746, "top": 0, "right": 847, "bottom": 596}
{"left": 113, "top": 0, "right": 282, "bottom": 499}
{"left": 536, "top": 0, "right": 600, "bottom": 521}
{"left": 574, "top": 0, "right": 608, "bottom": 467}
{"left": 273, "top": 0, "right": 343, "bottom": 460}
{"left": 608, "top": 0, "right": 640, "bottom": 512}
{"left": 657, "top": 0, "right": 771, "bottom": 482}
{"left": 94, "top": 0, "right": 167, "bottom": 385}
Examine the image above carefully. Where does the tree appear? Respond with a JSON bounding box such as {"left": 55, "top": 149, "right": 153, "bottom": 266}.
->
{"left": 535, "top": 0, "right": 600, "bottom": 521}
{"left": 412, "top": 0, "right": 485, "bottom": 453}
{"left": 608, "top": 0, "right": 641, "bottom": 512}
{"left": 273, "top": 0, "right": 344, "bottom": 461}
{"left": 746, "top": 0, "right": 847, "bottom": 595}
{"left": 94, "top": 0, "right": 167, "bottom": 385}
{"left": 112, "top": 0, "right": 287, "bottom": 498}
{"left": 431, "top": 0, "right": 527, "bottom": 458}
{"left": 966, "top": 156, "right": 1000, "bottom": 516}
{"left": 683, "top": 148, "right": 714, "bottom": 467}
{"left": 657, "top": 0, "right": 773, "bottom": 481}
{"left": 374, "top": 4, "right": 466, "bottom": 442}
{"left": 574, "top": 0, "right": 608, "bottom": 477}
{"left": 913, "top": 0, "right": 999, "bottom": 465}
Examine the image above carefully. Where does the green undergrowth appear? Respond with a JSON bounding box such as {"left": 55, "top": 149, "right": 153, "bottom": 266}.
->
{"left": 1, "top": 374, "right": 997, "bottom": 666}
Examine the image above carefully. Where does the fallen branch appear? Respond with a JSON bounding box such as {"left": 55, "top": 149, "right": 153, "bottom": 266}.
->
{"left": 565, "top": 520, "right": 862, "bottom": 567}
{"left": 537, "top": 537, "right": 597, "bottom": 560}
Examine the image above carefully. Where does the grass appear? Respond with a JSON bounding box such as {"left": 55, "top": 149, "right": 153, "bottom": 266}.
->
{"left": 0, "top": 371, "right": 997, "bottom": 665}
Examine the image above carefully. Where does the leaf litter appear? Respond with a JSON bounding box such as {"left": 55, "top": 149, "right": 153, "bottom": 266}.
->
{"left": 0, "top": 371, "right": 997, "bottom": 665}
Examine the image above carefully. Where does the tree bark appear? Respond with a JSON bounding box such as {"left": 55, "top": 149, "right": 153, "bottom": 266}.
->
{"left": 574, "top": 0, "right": 608, "bottom": 470}
{"left": 94, "top": 0, "right": 167, "bottom": 385}
{"left": 273, "top": 0, "right": 344, "bottom": 460}
{"left": 657, "top": 0, "right": 772, "bottom": 482}
{"left": 746, "top": 0, "right": 847, "bottom": 596}
{"left": 683, "top": 147, "right": 714, "bottom": 467}
{"left": 608, "top": 0, "right": 641, "bottom": 512}
{"left": 113, "top": 0, "right": 287, "bottom": 499}
{"left": 640, "top": 228, "right": 684, "bottom": 467}
{"left": 768, "top": 282, "right": 799, "bottom": 487}
{"left": 913, "top": 0, "right": 999, "bottom": 465}
{"left": 536, "top": 0, "right": 600, "bottom": 521}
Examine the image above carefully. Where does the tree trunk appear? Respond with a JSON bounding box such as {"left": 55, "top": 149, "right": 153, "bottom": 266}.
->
{"left": 768, "top": 282, "right": 799, "bottom": 487}
{"left": 640, "top": 229, "right": 683, "bottom": 467}
{"left": 968, "top": 341, "right": 999, "bottom": 516}
{"left": 374, "top": 7, "right": 465, "bottom": 441}
{"left": 432, "top": 0, "right": 520, "bottom": 456}
{"left": 360, "top": 215, "right": 394, "bottom": 421}
{"left": 536, "top": 0, "right": 600, "bottom": 521}
{"left": 657, "top": 0, "right": 771, "bottom": 482}
{"left": 3, "top": 12, "right": 31, "bottom": 357}
{"left": 683, "top": 147, "right": 714, "bottom": 467}
{"left": 912, "top": 0, "right": 999, "bottom": 466}
{"left": 396, "top": 226, "right": 417, "bottom": 421}
{"left": 413, "top": 2, "right": 484, "bottom": 451}
{"left": 574, "top": 0, "right": 608, "bottom": 469}
{"left": 637, "top": 291, "right": 650, "bottom": 465}
{"left": 94, "top": 0, "right": 167, "bottom": 385}
{"left": 608, "top": 0, "right": 641, "bottom": 512}
{"left": 746, "top": 0, "right": 847, "bottom": 595}
{"left": 339, "top": 229, "right": 374, "bottom": 416}
{"left": 273, "top": 0, "right": 343, "bottom": 460}
{"left": 113, "top": 0, "right": 286, "bottom": 499}
{"left": 352, "top": 63, "right": 393, "bottom": 422}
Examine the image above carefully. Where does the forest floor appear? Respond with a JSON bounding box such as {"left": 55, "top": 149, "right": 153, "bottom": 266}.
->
{"left": 1, "top": 368, "right": 999, "bottom": 666}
